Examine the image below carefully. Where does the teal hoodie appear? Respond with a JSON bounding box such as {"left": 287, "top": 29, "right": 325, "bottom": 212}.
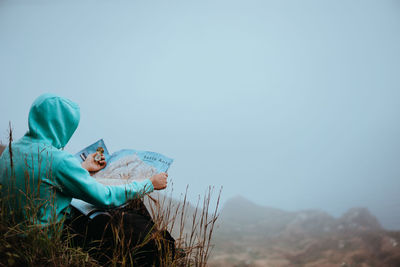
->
{"left": 0, "top": 94, "right": 154, "bottom": 226}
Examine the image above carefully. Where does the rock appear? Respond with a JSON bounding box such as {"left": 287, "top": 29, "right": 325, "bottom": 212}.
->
{"left": 338, "top": 207, "right": 382, "bottom": 231}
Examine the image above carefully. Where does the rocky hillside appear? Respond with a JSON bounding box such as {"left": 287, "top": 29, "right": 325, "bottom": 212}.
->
{"left": 210, "top": 196, "right": 400, "bottom": 266}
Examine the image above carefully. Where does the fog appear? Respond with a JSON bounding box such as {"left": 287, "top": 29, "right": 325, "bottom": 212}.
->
{"left": 1, "top": 0, "right": 400, "bottom": 231}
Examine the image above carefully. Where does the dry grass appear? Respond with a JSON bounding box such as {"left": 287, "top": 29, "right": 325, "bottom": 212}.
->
{"left": 144, "top": 185, "right": 222, "bottom": 266}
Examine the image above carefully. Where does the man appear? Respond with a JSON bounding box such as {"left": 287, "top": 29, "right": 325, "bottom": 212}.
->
{"left": 0, "top": 93, "right": 171, "bottom": 265}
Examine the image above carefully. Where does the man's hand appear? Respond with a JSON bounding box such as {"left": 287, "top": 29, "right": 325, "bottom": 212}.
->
{"left": 81, "top": 153, "right": 106, "bottom": 173}
{"left": 150, "top": 173, "right": 168, "bottom": 190}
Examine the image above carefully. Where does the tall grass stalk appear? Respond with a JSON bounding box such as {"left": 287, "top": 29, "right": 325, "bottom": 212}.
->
{"left": 144, "top": 184, "right": 222, "bottom": 266}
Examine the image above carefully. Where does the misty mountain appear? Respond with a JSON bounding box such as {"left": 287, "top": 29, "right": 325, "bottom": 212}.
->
{"left": 216, "top": 195, "right": 382, "bottom": 239}
{"left": 210, "top": 196, "right": 400, "bottom": 267}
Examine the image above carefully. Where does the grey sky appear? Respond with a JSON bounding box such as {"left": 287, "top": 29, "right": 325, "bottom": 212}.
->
{"left": 1, "top": 0, "right": 400, "bottom": 229}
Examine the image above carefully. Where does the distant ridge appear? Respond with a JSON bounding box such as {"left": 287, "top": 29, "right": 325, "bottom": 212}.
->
{"left": 210, "top": 196, "right": 399, "bottom": 267}
{"left": 218, "top": 195, "right": 382, "bottom": 238}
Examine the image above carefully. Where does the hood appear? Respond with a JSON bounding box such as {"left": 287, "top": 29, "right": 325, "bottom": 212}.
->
{"left": 27, "top": 93, "right": 80, "bottom": 149}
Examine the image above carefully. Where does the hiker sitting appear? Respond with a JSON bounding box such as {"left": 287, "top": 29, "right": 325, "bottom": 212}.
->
{"left": 0, "top": 93, "right": 174, "bottom": 266}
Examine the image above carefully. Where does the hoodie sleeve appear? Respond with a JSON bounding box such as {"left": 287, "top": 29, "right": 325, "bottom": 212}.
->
{"left": 55, "top": 154, "right": 154, "bottom": 208}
